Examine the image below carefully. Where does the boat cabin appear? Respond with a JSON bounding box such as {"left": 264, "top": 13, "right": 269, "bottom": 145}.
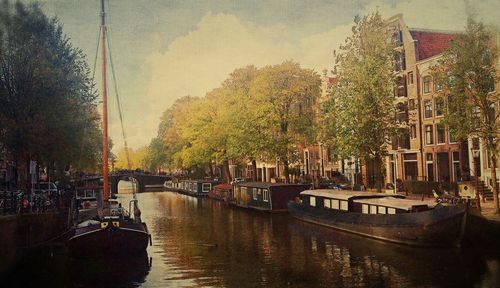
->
{"left": 175, "top": 179, "right": 220, "bottom": 197}
{"left": 209, "top": 183, "right": 233, "bottom": 201}
{"left": 232, "top": 182, "right": 311, "bottom": 212}
{"left": 299, "top": 190, "right": 429, "bottom": 214}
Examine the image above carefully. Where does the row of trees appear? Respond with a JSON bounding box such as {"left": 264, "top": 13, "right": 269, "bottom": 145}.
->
{"left": 0, "top": 1, "right": 102, "bottom": 188}
{"left": 139, "top": 12, "right": 498, "bottom": 212}
{"left": 144, "top": 61, "right": 321, "bottom": 183}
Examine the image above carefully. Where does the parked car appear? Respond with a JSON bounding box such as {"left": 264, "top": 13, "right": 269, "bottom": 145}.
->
{"left": 230, "top": 177, "right": 245, "bottom": 185}
{"left": 33, "top": 182, "right": 58, "bottom": 196}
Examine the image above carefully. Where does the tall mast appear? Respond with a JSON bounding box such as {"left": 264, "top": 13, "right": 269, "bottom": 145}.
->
{"left": 101, "top": 0, "right": 109, "bottom": 202}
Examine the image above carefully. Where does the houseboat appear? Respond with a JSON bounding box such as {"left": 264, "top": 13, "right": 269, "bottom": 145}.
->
{"left": 171, "top": 179, "right": 220, "bottom": 197}
{"left": 231, "top": 182, "right": 311, "bottom": 212}
{"left": 287, "top": 189, "right": 468, "bottom": 247}
{"left": 208, "top": 183, "right": 233, "bottom": 202}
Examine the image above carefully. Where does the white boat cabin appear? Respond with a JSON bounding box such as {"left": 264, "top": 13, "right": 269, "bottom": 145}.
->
{"left": 299, "top": 189, "right": 429, "bottom": 214}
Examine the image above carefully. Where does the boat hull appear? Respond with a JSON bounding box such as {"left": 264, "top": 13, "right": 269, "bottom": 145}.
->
{"left": 287, "top": 202, "right": 466, "bottom": 247}
{"left": 68, "top": 220, "right": 150, "bottom": 257}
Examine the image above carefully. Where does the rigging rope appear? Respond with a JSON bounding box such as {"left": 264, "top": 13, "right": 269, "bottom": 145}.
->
{"left": 105, "top": 31, "right": 132, "bottom": 173}
{"left": 91, "top": 27, "right": 101, "bottom": 84}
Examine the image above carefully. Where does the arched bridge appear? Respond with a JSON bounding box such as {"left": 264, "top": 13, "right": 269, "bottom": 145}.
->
{"left": 108, "top": 172, "right": 170, "bottom": 194}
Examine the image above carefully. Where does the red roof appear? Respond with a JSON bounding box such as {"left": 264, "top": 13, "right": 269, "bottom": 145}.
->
{"left": 410, "top": 30, "right": 455, "bottom": 61}
{"left": 328, "top": 77, "right": 337, "bottom": 85}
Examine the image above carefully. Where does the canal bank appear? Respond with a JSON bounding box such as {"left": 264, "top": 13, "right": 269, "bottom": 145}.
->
{"left": 0, "top": 212, "right": 70, "bottom": 277}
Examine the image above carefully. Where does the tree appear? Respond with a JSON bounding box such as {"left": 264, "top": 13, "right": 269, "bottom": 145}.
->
{"left": 250, "top": 61, "right": 321, "bottom": 183}
{"left": 0, "top": 1, "right": 101, "bottom": 186}
{"left": 433, "top": 16, "right": 500, "bottom": 214}
{"left": 325, "top": 12, "right": 399, "bottom": 191}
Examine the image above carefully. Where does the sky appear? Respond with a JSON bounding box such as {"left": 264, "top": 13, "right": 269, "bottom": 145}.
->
{"left": 27, "top": 0, "right": 500, "bottom": 151}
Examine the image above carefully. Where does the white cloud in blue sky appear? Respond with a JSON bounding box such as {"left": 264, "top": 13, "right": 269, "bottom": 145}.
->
{"left": 27, "top": 0, "right": 500, "bottom": 149}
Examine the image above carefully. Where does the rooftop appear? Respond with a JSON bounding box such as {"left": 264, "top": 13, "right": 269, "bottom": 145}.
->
{"left": 409, "top": 29, "right": 456, "bottom": 61}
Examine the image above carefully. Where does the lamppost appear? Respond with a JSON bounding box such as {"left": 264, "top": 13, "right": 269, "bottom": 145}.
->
{"left": 472, "top": 148, "right": 481, "bottom": 212}
{"left": 393, "top": 151, "right": 398, "bottom": 195}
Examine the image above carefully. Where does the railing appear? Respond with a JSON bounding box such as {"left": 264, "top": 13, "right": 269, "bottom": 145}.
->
{"left": 1, "top": 190, "right": 63, "bottom": 215}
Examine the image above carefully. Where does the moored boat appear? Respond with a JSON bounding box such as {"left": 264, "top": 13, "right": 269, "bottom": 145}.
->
{"left": 208, "top": 183, "right": 233, "bottom": 202}
{"left": 287, "top": 189, "right": 468, "bottom": 247}
{"left": 231, "top": 182, "right": 311, "bottom": 212}
{"left": 67, "top": 0, "right": 150, "bottom": 257}
{"left": 171, "top": 179, "right": 221, "bottom": 197}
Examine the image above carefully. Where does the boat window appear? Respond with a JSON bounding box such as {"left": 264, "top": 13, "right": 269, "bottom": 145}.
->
{"left": 332, "top": 199, "right": 340, "bottom": 210}
{"left": 370, "top": 205, "right": 378, "bottom": 214}
{"left": 202, "top": 183, "right": 211, "bottom": 192}
{"left": 252, "top": 188, "right": 257, "bottom": 200}
{"left": 263, "top": 189, "right": 269, "bottom": 202}
{"left": 362, "top": 204, "right": 369, "bottom": 214}
{"left": 388, "top": 208, "right": 396, "bottom": 214}
{"left": 378, "top": 206, "right": 387, "bottom": 214}
{"left": 324, "top": 199, "right": 331, "bottom": 208}
{"left": 258, "top": 188, "right": 262, "bottom": 195}
{"left": 310, "top": 196, "right": 316, "bottom": 207}
{"left": 340, "top": 200, "right": 348, "bottom": 211}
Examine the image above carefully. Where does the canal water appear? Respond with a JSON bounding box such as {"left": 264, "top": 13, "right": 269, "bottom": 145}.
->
{"left": 4, "top": 186, "right": 500, "bottom": 288}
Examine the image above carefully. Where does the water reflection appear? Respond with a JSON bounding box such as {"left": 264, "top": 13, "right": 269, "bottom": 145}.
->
{"left": 147, "top": 191, "right": 499, "bottom": 288}
{"left": 4, "top": 191, "right": 500, "bottom": 288}
{"left": 3, "top": 247, "right": 151, "bottom": 288}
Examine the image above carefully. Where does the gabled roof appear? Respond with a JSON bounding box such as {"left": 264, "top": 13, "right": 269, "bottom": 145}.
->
{"left": 409, "top": 29, "right": 456, "bottom": 61}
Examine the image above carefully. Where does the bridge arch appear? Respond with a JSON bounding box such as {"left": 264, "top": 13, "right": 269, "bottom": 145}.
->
{"left": 109, "top": 175, "right": 145, "bottom": 195}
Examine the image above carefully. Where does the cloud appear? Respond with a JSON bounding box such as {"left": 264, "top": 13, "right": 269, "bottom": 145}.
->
{"left": 140, "top": 13, "right": 353, "bottom": 147}
{"left": 132, "top": 0, "right": 499, "bottom": 149}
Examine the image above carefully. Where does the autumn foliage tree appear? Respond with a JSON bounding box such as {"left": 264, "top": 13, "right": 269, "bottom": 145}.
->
{"left": 324, "top": 12, "right": 399, "bottom": 191}
{"left": 145, "top": 61, "right": 320, "bottom": 182}
{"left": 434, "top": 16, "right": 500, "bottom": 214}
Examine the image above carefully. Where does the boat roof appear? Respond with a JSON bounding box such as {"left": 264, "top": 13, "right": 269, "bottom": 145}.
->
{"left": 214, "top": 183, "right": 232, "bottom": 189}
{"left": 300, "top": 189, "right": 404, "bottom": 201}
{"left": 353, "top": 197, "right": 429, "bottom": 210}
{"left": 233, "top": 182, "right": 311, "bottom": 189}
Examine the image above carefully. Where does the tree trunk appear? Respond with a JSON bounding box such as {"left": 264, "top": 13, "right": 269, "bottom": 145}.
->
{"left": 374, "top": 154, "right": 384, "bottom": 193}
{"left": 208, "top": 163, "right": 214, "bottom": 178}
{"left": 284, "top": 159, "right": 290, "bottom": 184}
{"left": 251, "top": 159, "right": 257, "bottom": 181}
{"left": 490, "top": 153, "right": 499, "bottom": 214}
{"left": 223, "top": 160, "right": 231, "bottom": 184}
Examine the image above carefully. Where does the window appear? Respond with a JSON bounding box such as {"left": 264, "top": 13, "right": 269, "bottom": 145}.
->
{"left": 362, "top": 204, "right": 369, "bottom": 214}
{"left": 388, "top": 208, "right": 396, "bottom": 214}
{"left": 202, "top": 183, "right": 211, "bottom": 192}
{"left": 408, "top": 72, "right": 414, "bottom": 85}
{"left": 435, "top": 97, "right": 444, "bottom": 116}
{"left": 424, "top": 100, "right": 432, "bottom": 118}
{"left": 423, "top": 76, "right": 432, "bottom": 93}
{"left": 437, "top": 124, "right": 446, "bottom": 144}
{"left": 370, "top": 205, "right": 377, "bottom": 214}
{"left": 332, "top": 199, "right": 340, "bottom": 210}
{"left": 408, "top": 99, "right": 416, "bottom": 110}
{"left": 378, "top": 206, "right": 387, "bottom": 214}
{"left": 449, "top": 128, "right": 457, "bottom": 143}
{"left": 252, "top": 188, "right": 257, "bottom": 200}
{"left": 472, "top": 106, "right": 480, "bottom": 130}
{"left": 310, "top": 196, "right": 316, "bottom": 207}
{"left": 263, "top": 189, "right": 269, "bottom": 202}
{"left": 425, "top": 125, "right": 434, "bottom": 145}
{"left": 426, "top": 153, "right": 433, "bottom": 161}
{"left": 410, "top": 125, "right": 417, "bottom": 139}
{"left": 324, "top": 199, "right": 331, "bottom": 208}
{"left": 340, "top": 200, "right": 348, "bottom": 211}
